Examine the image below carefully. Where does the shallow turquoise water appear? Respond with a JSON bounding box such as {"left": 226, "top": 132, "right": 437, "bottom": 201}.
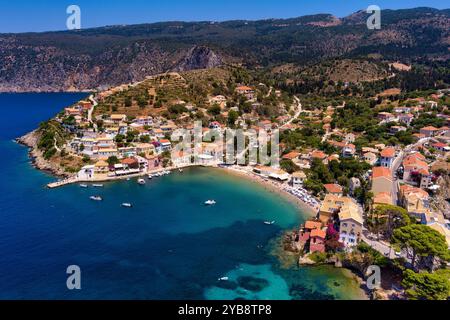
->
{"left": 0, "top": 93, "right": 366, "bottom": 300}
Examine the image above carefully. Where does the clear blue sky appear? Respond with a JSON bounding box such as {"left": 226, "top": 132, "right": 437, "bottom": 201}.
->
{"left": 0, "top": 0, "right": 447, "bottom": 33}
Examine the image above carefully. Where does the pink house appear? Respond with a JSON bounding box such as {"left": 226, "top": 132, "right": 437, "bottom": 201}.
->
{"left": 310, "top": 229, "right": 326, "bottom": 253}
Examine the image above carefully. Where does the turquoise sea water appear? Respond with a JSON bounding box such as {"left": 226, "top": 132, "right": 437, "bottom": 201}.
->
{"left": 0, "top": 93, "right": 366, "bottom": 300}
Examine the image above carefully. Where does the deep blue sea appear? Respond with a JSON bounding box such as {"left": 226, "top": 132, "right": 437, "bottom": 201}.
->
{"left": 0, "top": 93, "right": 366, "bottom": 300}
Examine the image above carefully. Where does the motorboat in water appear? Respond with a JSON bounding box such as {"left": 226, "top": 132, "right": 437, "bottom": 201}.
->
{"left": 218, "top": 277, "right": 229, "bottom": 281}
{"left": 138, "top": 179, "right": 146, "bottom": 185}
{"left": 92, "top": 184, "right": 104, "bottom": 188}
{"left": 264, "top": 221, "right": 275, "bottom": 225}
{"left": 205, "top": 200, "right": 217, "bottom": 206}
{"left": 79, "top": 184, "right": 88, "bottom": 188}
{"left": 90, "top": 196, "right": 103, "bottom": 201}
{"left": 121, "top": 203, "right": 132, "bottom": 208}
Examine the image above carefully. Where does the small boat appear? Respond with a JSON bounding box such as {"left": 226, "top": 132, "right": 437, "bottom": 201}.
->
{"left": 90, "top": 196, "right": 103, "bottom": 201}
{"left": 138, "top": 179, "right": 146, "bottom": 185}
{"left": 92, "top": 184, "right": 104, "bottom": 188}
{"left": 179, "top": 169, "right": 183, "bottom": 173}
{"left": 147, "top": 174, "right": 153, "bottom": 179}
{"left": 121, "top": 203, "right": 132, "bottom": 208}
{"left": 79, "top": 184, "right": 88, "bottom": 188}
{"left": 205, "top": 200, "right": 217, "bottom": 206}
{"left": 218, "top": 277, "right": 229, "bottom": 281}
{"left": 264, "top": 221, "right": 275, "bottom": 225}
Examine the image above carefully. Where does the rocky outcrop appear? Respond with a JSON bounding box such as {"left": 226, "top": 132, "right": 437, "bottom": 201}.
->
{"left": 173, "top": 46, "right": 223, "bottom": 72}
{"left": 16, "top": 131, "right": 69, "bottom": 178}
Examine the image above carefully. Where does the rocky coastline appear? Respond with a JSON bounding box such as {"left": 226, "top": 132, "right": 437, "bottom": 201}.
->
{"left": 16, "top": 130, "right": 70, "bottom": 178}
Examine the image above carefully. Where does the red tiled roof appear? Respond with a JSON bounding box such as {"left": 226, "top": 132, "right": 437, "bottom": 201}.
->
{"left": 305, "top": 221, "right": 322, "bottom": 230}
{"left": 282, "top": 151, "right": 300, "bottom": 160}
{"left": 310, "top": 229, "right": 326, "bottom": 239}
{"left": 421, "top": 126, "right": 439, "bottom": 131}
{"left": 381, "top": 147, "right": 396, "bottom": 158}
{"left": 311, "top": 150, "right": 327, "bottom": 159}
{"left": 372, "top": 167, "right": 392, "bottom": 179}
{"left": 432, "top": 142, "right": 447, "bottom": 148}
{"left": 324, "top": 184, "right": 343, "bottom": 194}
{"left": 121, "top": 158, "right": 138, "bottom": 165}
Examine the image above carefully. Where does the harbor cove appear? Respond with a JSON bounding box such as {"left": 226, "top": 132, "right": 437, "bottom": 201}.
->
{"left": 0, "top": 93, "right": 367, "bottom": 300}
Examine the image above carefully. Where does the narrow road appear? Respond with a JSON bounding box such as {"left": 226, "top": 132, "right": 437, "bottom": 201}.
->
{"left": 280, "top": 96, "right": 302, "bottom": 129}
{"left": 88, "top": 95, "right": 98, "bottom": 130}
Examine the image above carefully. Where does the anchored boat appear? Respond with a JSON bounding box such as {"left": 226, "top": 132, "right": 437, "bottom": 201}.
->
{"left": 90, "top": 196, "right": 103, "bottom": 201}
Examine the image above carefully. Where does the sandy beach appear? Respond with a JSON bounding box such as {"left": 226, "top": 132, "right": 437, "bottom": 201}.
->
{"left": 217, "top": 165, "right": 318, "bottom": 218}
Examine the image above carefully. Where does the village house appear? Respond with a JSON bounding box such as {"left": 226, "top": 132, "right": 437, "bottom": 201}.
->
{"left": 399, "top": 185, "right": 432, "bottom": 222}
{"left": 402, "top": 153, "right": 432, "bottom": 189}
{"left": 431, "top": 142, "right": 449, "bottom": 153}
{"left": 324, "top": 184, "right": 344, "bottom": 196}
{"left": 282, "top": 151, "right": 300, "bottom": 161}
{"left": 310, "top": 150, "right": 327, "bottom": 162}
{"left": 380, "top": 147, "right": 396, "bottom": 168}
{"left": 363, "top": 152, "right": 378, "bottom": 166}
{"left": 342, "top": 144, "right": 356, "bottom": 158}
{"left": 96, "top": 148, "right": 118, "bottom": 159}
{"left": 338, "top": 201, "right": 363, "bottom": 247}
{"left": 371, "top": 167, "right": 394, "bottom": 205}
{"left": 378, "top": 112, "right": 395, "bottom": 122}
{"left": 390, "top": 126, "right": 407, "bottom": 135}
{"left": 159, "top": 139, "right": 172, "bottom": 152}
{"left": 291, "top": 171, "right": 306, "bottom": 187}
{"left": 318, "top": 194, "right": 345, "bottom": 225}
{"left": 310, "top": 229, "right": 327, "bottom": 253}
{"left": 111, "top": 114, "right": 127, "bottom": 124}
{"left": 133, "top": 116, "right": 153, "bottom": 126}
{"left": 209, "top": 95, "right": 227, "bottom": 108}
{"left": 398, "top": 113, "right": 414, "bottom": 126}
{"left": 235, "top": 85, "right": 255, "bottom": 100}
{"left": 420, "top": 126, "right": 440, "bottom": 137}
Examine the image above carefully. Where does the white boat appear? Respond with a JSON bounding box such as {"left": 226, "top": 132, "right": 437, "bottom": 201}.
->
{"left": 264, "top": 221, "right": 275, "bottom": 225}
{"left": 179, "top": 169, "right": 183, "bottom": 173}
{"left": 92, "top": 184, "right": 104, "bottom": 188}
{"left": 121, "top": 203, "right": 132, "bottom": 208}
{"left": 205, "top": 200, "right": 217, "bottom": 206}
{"left": 218, "top": 277, "right": 229, "bottom": 281}
{"left": 147, "top": 174, "right": 153, "bottom": 179}
{"left": 138, "top": 179, "right": 146, "bottom": 185}
{"left": 79, "top": 184, "right": 88, "bottom": 188}
{"left": 90, "top": 196, "right": 103, "bottom": 201}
